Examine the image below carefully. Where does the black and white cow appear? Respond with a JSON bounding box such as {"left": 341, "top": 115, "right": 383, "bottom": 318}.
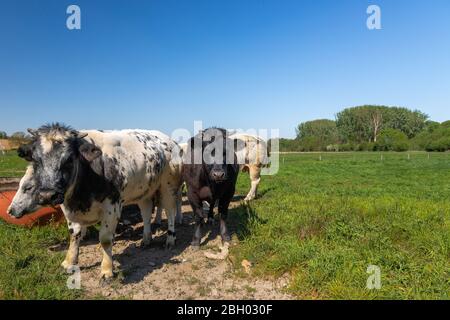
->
{"left": 8, "top": 123, "right": 182, "bottom": 281}
{"left": 182, "top": 128, "right": 239, "bottom": 248}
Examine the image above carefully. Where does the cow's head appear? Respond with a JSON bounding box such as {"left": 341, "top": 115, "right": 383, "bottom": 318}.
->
{"left": 7, "top": 123, "right": 102, "bottom": 218}
{"left": 188, "top": 128, "right": 239, "bottom": 183}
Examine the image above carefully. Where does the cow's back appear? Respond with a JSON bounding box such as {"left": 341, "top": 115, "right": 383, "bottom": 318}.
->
{"left": 230, "top": 133, "right": 269, "bottom": 168}
{"left": 81, "top": 129, "right": 181, "bottom": 205}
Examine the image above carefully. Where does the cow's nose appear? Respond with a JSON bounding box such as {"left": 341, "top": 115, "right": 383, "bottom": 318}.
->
{"left": 7, "top": 206, "right": 14, "bottom": 216}
{"left": 212, "top": 171, "right": 225, "bottom": 180}
{"left": 7, "top": 206, "right": 22, "bottom": 218}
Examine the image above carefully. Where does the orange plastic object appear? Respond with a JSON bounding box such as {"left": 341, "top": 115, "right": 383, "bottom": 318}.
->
{"left": 0, "top": 190, "right": 64, "bottom": 227}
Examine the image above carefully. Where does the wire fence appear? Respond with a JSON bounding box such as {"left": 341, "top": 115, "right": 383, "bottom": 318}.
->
{"left": 276, "top": 151, "right": 450, "bottom": 164}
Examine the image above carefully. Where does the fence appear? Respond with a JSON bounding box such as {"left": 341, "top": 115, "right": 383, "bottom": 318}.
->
{"left": 277, "top": 151, "right": 449, "bottom": 164}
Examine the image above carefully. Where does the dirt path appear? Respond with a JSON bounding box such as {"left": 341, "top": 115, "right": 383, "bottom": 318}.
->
{"left": 76, "top": 199, "right": 292, "bottom": 300}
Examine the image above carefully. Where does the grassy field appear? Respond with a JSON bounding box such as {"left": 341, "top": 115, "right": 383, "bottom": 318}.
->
{"left": 0, "top": 150, "right": 28, "bottom": 177}
{"left": 232, "top": 152, "right": 450, "bottom": 299}
{"left": 0, "top": 151, "right": 449, "bottom": 299}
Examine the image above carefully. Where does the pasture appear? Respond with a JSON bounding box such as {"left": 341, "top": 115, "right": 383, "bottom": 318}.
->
{"left": 0, "top": 151, "right": 449, "bottom": 299}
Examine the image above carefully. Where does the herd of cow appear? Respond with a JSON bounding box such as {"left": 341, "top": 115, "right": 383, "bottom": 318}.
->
{"left": 6, "top": 123, "right": 269, "bottom": 282}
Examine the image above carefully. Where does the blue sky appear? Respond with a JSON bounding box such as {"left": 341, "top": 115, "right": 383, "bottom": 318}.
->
{"left": 1, "top": 0, "right": 449, "bottom": 138}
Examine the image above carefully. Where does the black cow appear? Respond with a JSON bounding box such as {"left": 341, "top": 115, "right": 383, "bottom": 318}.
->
{"left": 182, "top": 128, "right": 239, "bottom": 248}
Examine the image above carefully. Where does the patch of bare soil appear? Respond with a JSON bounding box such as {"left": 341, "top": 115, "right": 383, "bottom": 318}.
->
{"left": 76, "top": 199, "right": 292, "bottom": 300}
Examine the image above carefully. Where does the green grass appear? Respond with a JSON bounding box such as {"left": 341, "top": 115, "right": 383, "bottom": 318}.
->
{"left": 0, "top": 151, "right": 449, "bottom": 299}
{"left": 0, "top": 150, "right": 27, "bottom": 177}
{"left": 231, "top": 152, "right": 450, "bottom": 299}
{"left": 0, "top": 220, "right": 81, "bottom": 299}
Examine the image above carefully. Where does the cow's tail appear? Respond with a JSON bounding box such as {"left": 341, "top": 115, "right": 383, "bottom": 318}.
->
{"left": 262, "top": 139, "right": 271, "bottom": 168}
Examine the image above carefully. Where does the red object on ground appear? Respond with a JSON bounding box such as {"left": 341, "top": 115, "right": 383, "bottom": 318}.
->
{"left": 0, "top": 190, "right": 64, "bottom": 227}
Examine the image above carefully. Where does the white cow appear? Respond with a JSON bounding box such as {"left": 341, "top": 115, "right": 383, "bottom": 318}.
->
{"left": 230, "top": 133, "right": 269, "bottom": 201}
{"left": 8, "top": 123, "right": 183, "bottom": 282}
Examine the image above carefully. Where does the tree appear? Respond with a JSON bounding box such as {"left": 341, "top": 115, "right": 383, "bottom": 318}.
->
{"left": 411, "top": 123, "right": 450, "bottom": 151}
{"left": 374, "top": 129, "right": 409, "bottom": 152}
{"left": 11, "top": 132, "right": 27, "bottom": 139}
{"left": 370, "top": 108, "right": 383, "bottom": 142}
{"left": 0, "top": 131, "right": 7, "bottom": 139}
{"left": 384, "top": 107, "right": 428, "bottom": 138}
{"left": 440, "top": 120, "right": 450, "bottom": 128}
{"left": 296, "top": 119, "right": 339, "bottom": 151}
{"left": 336, "top": 105, "right": 428, "bottom": 144}
{"left": 423, "top": 121, "right": 440, "bottom": 133}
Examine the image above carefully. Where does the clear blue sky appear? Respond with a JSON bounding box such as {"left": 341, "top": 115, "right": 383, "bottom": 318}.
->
{"left": 1, "top": 0, "right": 449, "bottom": 138}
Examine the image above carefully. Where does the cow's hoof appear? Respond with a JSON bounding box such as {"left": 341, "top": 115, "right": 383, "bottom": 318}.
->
{"left": 191, "top": 242, "right": 201, "bottom": 250}
{"left": 61, "top": 260, "right": 76, "bottom": 272}
{"left": 99, "top": 274, "right": 114, "bottom": 287}
{"left": 165, "top": 236, "right": 176, "bottom": 249}
{"left": 139, "top": 239, "right": 152, "bottom": 249}
{"left": 221, "top": 234, "right": 231, "bottom": 244}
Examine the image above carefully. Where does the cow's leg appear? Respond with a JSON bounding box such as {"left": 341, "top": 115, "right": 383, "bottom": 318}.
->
{"left": 154, "top": 206, "right": 163, "bottom": 226}
{"left": 80, "top": 226, "right": 87, "bottom": 241}
{"left": 138, "top": 197, "right": 154, "bottom": 247}
{"left": 153, "top": 192, "right": 163, "bottom": 227}
{"left": 160, "top": 185, "right": 178, "bottom": 248}
{"left": 218, "top": 197, "right": 232, "bottom": 244}
{"left": 99, "top": 201, "right": 121, "bottom": 281}
{"left": 244, "top": 165, "right": 261, "bottom": 201}
{"left": 61, "top": 221, "right": 83, "bottom": 270}
{"left": 175, "top": 187, "right": 183, "bottom": 225}
{"left": 206, "top": 199, "right": 215, "bottom": 225}
{"left": 192, "top": 206, "right": 204, "bottom": 248}
{"left": 187, "top": 188, "right": 204, "bottom": 248}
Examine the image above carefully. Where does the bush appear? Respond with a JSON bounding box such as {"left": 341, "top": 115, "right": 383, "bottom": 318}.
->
{"left": 413, "top": 125, "right": 450, "bottom": 152}
{"left": 356, "top": 142, "right": 375, "bottom": 151}
{"left": 425, "top": 137, "right": 450, "bottom": 152}
{"left": 375, "top": 129, "right": 410, "bottom": 152}
{"left": 339, "top": 143, "right": 355, "bottom": 152}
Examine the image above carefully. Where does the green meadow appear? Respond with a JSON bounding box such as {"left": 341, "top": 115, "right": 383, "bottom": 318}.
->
{"left": 232, "top": 152, "right": 450, "bottom": 299}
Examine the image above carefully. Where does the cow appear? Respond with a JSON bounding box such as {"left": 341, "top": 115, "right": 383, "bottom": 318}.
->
{"left": 154, "top": 133, "right": 269, "bottom": 225}
{"left": 229, "top": 132, "right": 269, "bottom": 201}
{"left": 152, "top": 189, "right": 183, "bottom": 226}
{"left": 182, "top": 128, "right": 239, "bottom": 248}
{"left": 7, "top": 123, "right": 182, "bottom": 282}
{"left": 154, "top": 142, "right": 187, "bottom": 226}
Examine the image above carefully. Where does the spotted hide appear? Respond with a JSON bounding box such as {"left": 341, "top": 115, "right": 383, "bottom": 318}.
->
{"left": 8, "top": 123, "right": 183, "bottom": 282}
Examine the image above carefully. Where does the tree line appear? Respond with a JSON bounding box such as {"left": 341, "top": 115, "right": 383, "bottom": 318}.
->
{"left": 0, "top": 131, "right": 34, "bottom": 150}
{"left": 276, "top": 105, "right": 450, "bottom": 152}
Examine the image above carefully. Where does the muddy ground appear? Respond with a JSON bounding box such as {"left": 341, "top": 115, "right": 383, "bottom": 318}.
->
{"left": 66, "top": 199, "right": 292, "bottom": 300}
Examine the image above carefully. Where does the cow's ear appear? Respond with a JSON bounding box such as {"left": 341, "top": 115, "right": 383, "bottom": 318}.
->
{"left": 27, "top": 128, "right": 38, "bottom": 137}
{"left": 17, "top": 143, "right": 34, "bottom": 162}
{"left": 78, "top": 143, "right": 102, "bottom": 163}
